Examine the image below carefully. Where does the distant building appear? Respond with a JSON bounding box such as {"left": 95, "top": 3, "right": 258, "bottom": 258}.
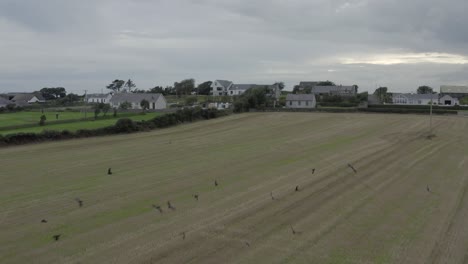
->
{"left": 8, "top": 93, "right": 46, "bottom": 106}
{"left": 440, "top": 85, "right": 468, "bottom": 99}
{"left": 86, "top": 93, "right": 113, "bottom": 104}
{"left": 0, "top": 96, "right": 11, "bottom": 108}
{"left": 286, "top": 94, "right": 317, "bottom": 108}
{"left": 311, "top": 85, "right": 357, "bottom": 97}
{"left": 110, "top": 93, "right": 167, "bottom": 110}
{"left": 211, "top": 80, "right": 233, "bottom": 96}
{"left": 228, "top": 83, "right": 281, "bottom": 98}
{"left": 392, "top": 93, "right": 437, "bottom": 105}
{"left": 439, "top": 95, "right": 459, "bottom": 106}
{"left": 211, "top": 80, "right": 281, "bottom": 98}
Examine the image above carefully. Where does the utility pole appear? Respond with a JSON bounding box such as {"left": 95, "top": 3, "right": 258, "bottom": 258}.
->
{"left": 429, "top": 93, "right": 433, "bottom": 136}
{"left": 84, "top": 90, "right": 88, "bottom": 119}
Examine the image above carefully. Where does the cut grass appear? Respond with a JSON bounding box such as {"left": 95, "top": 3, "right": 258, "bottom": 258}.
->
{"left": 1, "top": 113, "right": 467, "bottom": 263}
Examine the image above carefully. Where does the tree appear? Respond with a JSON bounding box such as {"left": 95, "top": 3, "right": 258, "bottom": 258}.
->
{"left": 140, "top": 99, "right": 150, "bottom": 112}
{"left": 119, "top": 101, "right": 132, "bottom": 110}
{"left": 417, "top": 85, "right": 434, "bottom": 94}
{"left": 149, "top": 86, "right": 165, "bottom": 94}
{"left": 274, "top": 82, "right": 285, "bottom": 90}
{"left": 174, "top": 79, "right": 195, "bottom": 97}
{"left": 39, "top": 115, "right": 46, "bottom": 126}
{"left": 102, "top": 104, "right": 111, "bottom": 116}
{"left": 106, "top": 80, "right": 125, "bottom": 92}
{"left": 39, "top": 87, "right": 66, "bottom": 100}
{"left": 124, "top": 79, "right": 136, "bottom": 93}
{"left": 196, "top": 81, "right": 212, "bottom": 95}
{"left": 373, "top": 87, "right": 392, "bottom": 104}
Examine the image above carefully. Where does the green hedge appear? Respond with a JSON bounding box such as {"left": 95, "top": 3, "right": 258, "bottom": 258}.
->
{"left": 368, "top": 104, "right": 468, "bottom": 111}
{"left": 0, "top": 108, "right": 231, "bottom": 146}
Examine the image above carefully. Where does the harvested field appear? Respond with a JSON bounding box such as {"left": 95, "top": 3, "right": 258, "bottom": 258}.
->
{"left": 1, "top": 112, "right": 468, "bottom": 263}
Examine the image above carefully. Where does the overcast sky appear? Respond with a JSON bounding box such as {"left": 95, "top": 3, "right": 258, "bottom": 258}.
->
{"left": 1, "top": 0, "right": 468, "bottom": 94}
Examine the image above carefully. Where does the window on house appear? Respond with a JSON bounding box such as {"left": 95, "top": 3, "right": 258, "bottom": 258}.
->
{"left": 217, "top": 88, "right": 222, "bottom": 91}
{"left": 306, "top": 101, "right": 309, "bottom": 106}
{"left": 298, "top": 101, "right": 301, "bottom": 106}
{"left": 289, "top": 101, "right": 292, "bottom": 106}
{"left": 230, "top": 91, "right": 233, "bottom": 94}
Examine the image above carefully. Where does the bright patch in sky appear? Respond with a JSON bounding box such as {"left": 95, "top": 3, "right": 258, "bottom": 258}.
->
{"left": 341, "top": 53, "right": 468, "bottom": 65}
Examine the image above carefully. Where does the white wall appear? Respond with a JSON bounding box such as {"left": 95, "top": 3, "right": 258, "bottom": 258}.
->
{"left": 286, "top": 100, "right": 316, "bottom": 108}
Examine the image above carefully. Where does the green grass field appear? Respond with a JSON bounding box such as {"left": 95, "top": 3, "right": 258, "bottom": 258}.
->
{"left": 0, "top": 111, "right": 87, "bottom": 127}
{"left": 1, "top": 113, "right": 468, "bottom": 263}
{"left": 0, "top": 112, "right": 163, "bottom": 135}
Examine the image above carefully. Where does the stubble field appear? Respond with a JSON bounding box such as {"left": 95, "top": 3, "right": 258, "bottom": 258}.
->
{"left": 1, "top": 112, "right": 468, "bottom": 263}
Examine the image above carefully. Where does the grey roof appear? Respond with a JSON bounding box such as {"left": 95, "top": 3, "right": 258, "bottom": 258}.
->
{"left": 229, "top": 84, "right": 278, "bottom": 91}
{"left": 110, "top": 93, "right": 163, "bottom": 103}
{"left": 440, "top": 85, "right": 468, "bottom": 94}
{"left": 0, "top": 96, "right": 11, "bottom": 106}
{"left": 286, "top": 94, "right": 316, "bottom": 101}
{"left": 393, "top": 93, "right": 437, "bottom": 100}
{"left": 87, "top": 93, "right": 111, "bottom": 99}
{"left": 312, "top": 86, "right": 356, "bottom": 94}
{"left": 215, "top": 80, "right": 233, "bottom": 89}
{"left": 11, "top": 93, "right": 45, "bottom": 102}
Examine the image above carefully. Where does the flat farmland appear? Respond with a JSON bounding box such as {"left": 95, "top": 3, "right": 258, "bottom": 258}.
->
{"left": 1, "top": 112, "right": 468, "bottom": 263}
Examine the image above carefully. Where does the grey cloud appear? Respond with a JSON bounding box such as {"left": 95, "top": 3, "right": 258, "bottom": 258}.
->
{"left": 0, "top": 0, "right": 467, "bottom": 94}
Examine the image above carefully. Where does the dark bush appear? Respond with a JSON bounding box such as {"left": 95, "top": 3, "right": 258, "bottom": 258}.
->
{"left": 114, "top": 118, "right": 139, "bottom": 133}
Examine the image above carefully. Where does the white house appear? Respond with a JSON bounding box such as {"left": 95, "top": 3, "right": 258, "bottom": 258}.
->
{"left": 211, "top": 80, "right": 233, "bottom": 96}
{"left": 86, "top": 93, "right": 113, "bottom": 104}
{"left": 110, "top": 93, "right": 167, "bottom": 110}
{"left": 392, "top": 93, "right": 437, "bottom": 105}
{"left": 286, "top": 94, "right": 316, "bottom": 108}
{"left": 439, "top": 95, "right": 459, "bottom": 106}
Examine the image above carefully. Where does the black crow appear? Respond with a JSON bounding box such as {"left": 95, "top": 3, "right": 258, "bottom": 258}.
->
{"left": 53, "top": 234, "right": 61, "bottom": 241}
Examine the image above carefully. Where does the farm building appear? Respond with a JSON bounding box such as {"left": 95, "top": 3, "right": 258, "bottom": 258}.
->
{"left": 439, "top": 95, "right": 459, "bottom": 106}
{"left": 286, "top": 94, "right": 317, "bottom": 108}
{"left": 311, "top": 85, "right": 357, "bottom": 97}
{"left": 440, "top": 85, "right": 468, "bottom": 99}
{"left": 392, "top": 93, "right": 437, "bottom": 105}
{"left": 86, "top": 93, "right": 113, "bottom": 104}
{"left": 110, "top": 93, "right": 167, "bottom": 110}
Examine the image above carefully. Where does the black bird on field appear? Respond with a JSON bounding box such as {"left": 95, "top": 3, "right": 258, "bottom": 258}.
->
{"left": 348, "top": 163, "right": 357, "bottom": 174}
{"left": 214, "top": 180, "right": 218, "bottom": 187}
{"left": 53, "top": 234, "right": 61, "bottom": 241}
{"left": 167, "top": 201, "right": 175, "bottom": 210}
{"left": 181, "top": 232, "right": 186, "bottom": 240}
{"left": 41, "top": 219, "right": 47, "bottom": 223}
{"left": 75, "top": 198, "right": 83, "bottom": 208}
{"left": 245, "top": 241, "right": 251, "bottom": 247}
{"left": 193, "top": 194, "right": 199, "bottom": 201}
{"left": 295, "top": 185, "right": 299, "bottom": 192}
{"left": 152, "top": 205, "right": 163, "bottom": 213}
{"left": 108, "top": 168, "right": 112, "bottom": 175}
{"left": 290, "top": 225, "right": 297, "bottom": 235}
{"left": 270, "top": 192, "right": 275, "bottom": 200}
{"left": 427, "top": 185, "right": 431, "bottom": 193}
{"left": 312, "top": 168, "right": 315, "bottom": 174}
